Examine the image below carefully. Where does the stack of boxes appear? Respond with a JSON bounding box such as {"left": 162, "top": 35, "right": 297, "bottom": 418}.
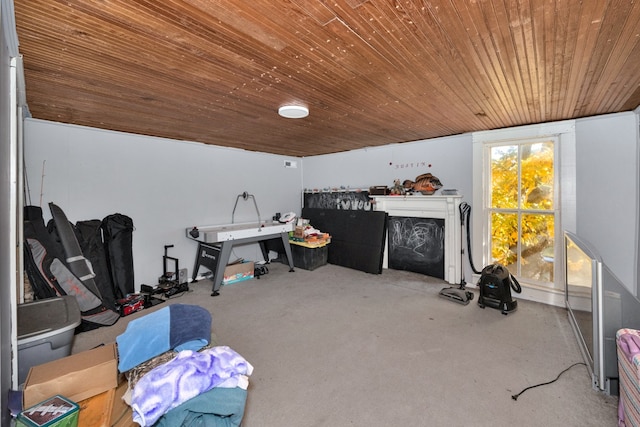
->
{"left": 289, "top": 221, "right": 331, "bottom": 271}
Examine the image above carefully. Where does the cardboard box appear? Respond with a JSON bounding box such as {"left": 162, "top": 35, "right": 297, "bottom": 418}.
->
{"left": 23, "top": 343, "right": 118, "bottom": 409}
{"left": 110, "top": 378, "right": 136, "bottom": 427}
{"left": 77, "top": 388, "right": 115, "bottom": 427}
{"left": 293, "top": 226, "right": 305, "bottom": 239}
{"left": 77, "top": 375, "right": 135, "bottom": 427}
{"left": 223, "top": 261, "right": 254, "bottom": 285}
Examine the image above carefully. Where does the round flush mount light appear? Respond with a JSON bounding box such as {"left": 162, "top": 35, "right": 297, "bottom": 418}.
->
{"left": 278, "top": 105, "right": 309, "bottom": 119}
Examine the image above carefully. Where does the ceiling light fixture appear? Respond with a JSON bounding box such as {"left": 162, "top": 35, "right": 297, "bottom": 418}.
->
{"left": 278, "top": 105, "right": 309, "bottom": 119}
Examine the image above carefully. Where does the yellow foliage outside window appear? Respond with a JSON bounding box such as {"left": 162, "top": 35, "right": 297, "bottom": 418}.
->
{"left": 489, "top": 141, "right": 555, "bottom": 279}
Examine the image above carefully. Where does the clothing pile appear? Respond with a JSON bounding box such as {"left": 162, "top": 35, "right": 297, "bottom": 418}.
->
{"left": 617, "top": 328, "right": 640, "bottom": 427}
{"left": 116, "top": 304, "right": 252, "bottom": 426}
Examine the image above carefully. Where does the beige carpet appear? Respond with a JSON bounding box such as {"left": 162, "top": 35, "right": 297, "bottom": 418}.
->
{"left": 72, "top": 262, "right": 619, "bottom": 427}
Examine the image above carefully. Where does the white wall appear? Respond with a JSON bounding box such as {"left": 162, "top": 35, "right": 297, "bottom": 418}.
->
{"left": 23, "top": 111, "right": 640, "bottom": 298}
{"left": 303, "top": 113, "right": 639, "bottom": 297}
{"left": 302, "top": 134, "right": 472, "bottom": 197}
{"left": 23, "top": 119, "right": 303, "bottom": 287}
{"left": 575, "top": 112, "right": 639, "bottom": 294}
{"left": 302, "top": 133, "right": 475, "bottom": 279}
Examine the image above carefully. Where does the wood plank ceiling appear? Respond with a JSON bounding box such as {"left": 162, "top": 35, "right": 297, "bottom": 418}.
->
{"left": 12, "top": 0, "right": 640, "bottom": 157}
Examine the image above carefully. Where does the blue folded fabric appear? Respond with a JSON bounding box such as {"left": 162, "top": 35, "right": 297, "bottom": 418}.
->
{"left": 155, "top": 386, "right": 247, "bottom": 427}
{"left": 170, "top": 304, "right": 211, "bottom": 351}
{"left": 116, "top": 304, "right": 211, "bottom": 372}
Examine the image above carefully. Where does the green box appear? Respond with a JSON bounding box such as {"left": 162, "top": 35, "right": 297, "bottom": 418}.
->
{"left": 17, "top": 395, "right": 79, "bottom": 427}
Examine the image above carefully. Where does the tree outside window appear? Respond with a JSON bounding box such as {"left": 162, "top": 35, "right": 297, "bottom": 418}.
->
{"left": 489, "top": 140, "right": 556, "bottom": 284}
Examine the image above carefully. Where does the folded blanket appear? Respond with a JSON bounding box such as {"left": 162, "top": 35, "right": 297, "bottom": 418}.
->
{"left": 619, "top": 333, "right": 640, "bottom": 364}
{"left": 154, "top": 386, "right": 247, "bottom": 427}
{"left": 116, "top": 304, "right": 211, "bottom": 372}
{"left": 130, "top": 346, "right": 253, "bottom": 427}
{"left": 617, "top": 331, "right": 640, "bottom": 426}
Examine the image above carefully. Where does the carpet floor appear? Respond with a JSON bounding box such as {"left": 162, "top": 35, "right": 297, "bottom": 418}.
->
{"left": 72, "top": 262, "right": 619, "bottom": 426}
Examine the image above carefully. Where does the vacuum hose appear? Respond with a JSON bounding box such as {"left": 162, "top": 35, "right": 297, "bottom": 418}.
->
{"left": 460, "top": 202, "right": 482, "bottom": 275}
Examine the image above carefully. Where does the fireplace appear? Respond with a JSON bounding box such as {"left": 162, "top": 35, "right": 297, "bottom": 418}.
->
{"left": 371, "top": 195, "right": 462, "bottom": 284}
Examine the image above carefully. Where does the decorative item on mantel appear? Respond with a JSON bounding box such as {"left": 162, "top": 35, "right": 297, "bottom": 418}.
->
{"left": 389, "top": 179, "right": 406, "bottom": 195}
{"left": 368, "top": 185, "right": 390, "bottom": 196}
{"left": 403, "top": 173, "right": 443, "bottom": 195}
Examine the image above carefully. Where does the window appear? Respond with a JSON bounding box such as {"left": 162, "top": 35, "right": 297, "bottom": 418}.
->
{"left": 487, "top": 139, "right": 556, "bottom": 285}
{"left": 472, "top": 121, "right": 576, "bottom": 297}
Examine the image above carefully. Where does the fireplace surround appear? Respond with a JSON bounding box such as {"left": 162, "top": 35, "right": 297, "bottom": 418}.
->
{"left": 372, "top": 194, "right": 463, "bottom": 284}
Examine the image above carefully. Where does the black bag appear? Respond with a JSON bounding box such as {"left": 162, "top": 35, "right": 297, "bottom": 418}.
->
{"left": 477, "top": 264, "right": 522, "bottom": 315}
{"left": 74, "top": 220, "right": 118, "bottom": 312}
{"left": 102, "top": 213, "right": 135, "bottom": 299}
{"left": 23, "top": 205, "right": 120, "bottom": 331}
{"left": 23, "top": 236, "right": 59, "bottom": 300}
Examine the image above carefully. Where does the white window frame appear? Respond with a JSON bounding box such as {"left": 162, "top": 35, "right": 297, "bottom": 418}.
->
{"left": 472, "top": 120, "right": 576, "bottom": 306}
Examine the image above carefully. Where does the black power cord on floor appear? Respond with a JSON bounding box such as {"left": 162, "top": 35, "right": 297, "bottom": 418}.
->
{"left": 511, "top": 362, "right": 586, "bottom": 401}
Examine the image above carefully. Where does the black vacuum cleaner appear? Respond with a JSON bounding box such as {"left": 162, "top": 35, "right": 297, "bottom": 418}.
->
{"left": 439, "top": 202, "right": 475, "bottom": 305}
{"left": 477, "top": 263, "right": 521, "bottom": 315}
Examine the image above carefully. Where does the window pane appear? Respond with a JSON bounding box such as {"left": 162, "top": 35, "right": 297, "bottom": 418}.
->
{"left": 490, "top": 211, "right": 518, "bottom": 267}
{"left": 520, "top": 213, "right": 555, "bottom": 281}
{"left": 490, "top": 145, "right": 518, "bottom": 209}
{"left": 521, "top": 141, "right": 554, "bottom": 210}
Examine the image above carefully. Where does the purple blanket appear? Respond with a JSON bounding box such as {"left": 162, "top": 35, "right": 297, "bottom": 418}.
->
{"left": 130, "top": 346, "right": 253, "bottom": 427}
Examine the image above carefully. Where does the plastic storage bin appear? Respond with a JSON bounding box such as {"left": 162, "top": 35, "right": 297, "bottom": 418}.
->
{"left": 290, "top": 244, "right": 328, "bottom": 271}
{"left": 17, "top": 296, "right": 81, "bottom": 385}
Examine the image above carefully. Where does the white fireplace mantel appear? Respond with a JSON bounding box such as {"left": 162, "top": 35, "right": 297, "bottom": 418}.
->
{"left": 372, "top": 195, "right": 463, "bottom": 284}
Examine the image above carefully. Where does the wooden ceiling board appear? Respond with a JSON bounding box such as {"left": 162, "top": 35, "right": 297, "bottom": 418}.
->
{"left": 329, "top": 2, "right": 491, "bottom": 134}
{"left": 591, "top": 4, "right": 640, "bottom": 113}
{"left": 397, "top": 2, "right": 508, "bottom": 127}
{"left": 13, "top": 0, "right": 640, "bottom": 157}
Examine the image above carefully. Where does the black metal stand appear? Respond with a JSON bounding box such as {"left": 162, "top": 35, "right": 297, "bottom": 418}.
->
{"left": 191, "top": 233, "right": 295, "bottom": 297}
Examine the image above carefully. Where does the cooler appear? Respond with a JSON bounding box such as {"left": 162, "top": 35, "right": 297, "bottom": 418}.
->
{"left": 17, "top": 296, "right": 81, "bottom": 385}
